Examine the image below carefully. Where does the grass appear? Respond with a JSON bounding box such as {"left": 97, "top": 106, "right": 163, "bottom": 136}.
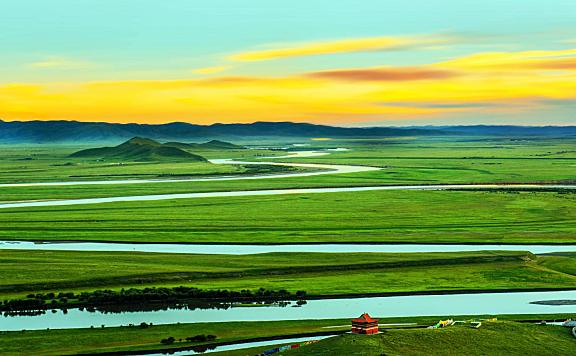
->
{"left": 285, "top": 320, "right": 576, "bottom": 356}
{"left": 2, "top": 137, "right": 576, "bottom": 244}
{"left": 1, "top": 137, "right": 576, "bottom": 201}
{"left": 1, "top": 250, "right": 576, "bottom": 298}
{"left": 2, "top": 190, "right": 576, "bottom": 244}
{"left": 0, "top": 316, "right": 574, "bottom": 356}
{"left": 0, "top": 319, "right": 346, "bottom": 356}
{"left": 2, "top": 136, "right": 576, "bottom": 354}
{"left": 0, "top": 144, "right": 289, "bottom": 184}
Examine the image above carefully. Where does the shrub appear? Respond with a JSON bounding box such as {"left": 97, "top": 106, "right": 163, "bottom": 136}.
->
{"left": 160, "top": 336, "right": 175, "bottom": 345}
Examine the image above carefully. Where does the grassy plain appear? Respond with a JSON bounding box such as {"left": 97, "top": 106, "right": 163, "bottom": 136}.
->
{"left": 1, "top": 190, "right": 575, "bottom": 244}
{"left": 1, "top": 136, "right": 576, "bottom": 355}
{"left": 0, "top": 144, "right": 290, "bottom": 184}
{"left": 285, "top": 321, "right": 576, "bottom": 356}
{"left": 1, "top": 137, "right": 575, "bottom": 244}
{"left": 0, "top": 317, "right": 573, "bottom": 356}
{"left": 1, "top": 250, "right": 575, "bottom": 298}
{"left": 1, "top": 137, "right": 575, "bottom": 201}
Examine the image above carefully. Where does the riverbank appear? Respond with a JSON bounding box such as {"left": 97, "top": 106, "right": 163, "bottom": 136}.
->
{"left": 4, "top": 250, "right": 576, "bottom": 299}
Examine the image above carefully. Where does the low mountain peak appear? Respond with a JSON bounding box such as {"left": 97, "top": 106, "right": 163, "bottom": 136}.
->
{"left": 125, "top": 137, "right": 161, "bottom": 146}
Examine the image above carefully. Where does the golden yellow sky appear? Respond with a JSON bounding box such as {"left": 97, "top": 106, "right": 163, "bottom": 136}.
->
{"left": 2, "top": 41, "right": 575, "bottom": 125}
{"left": 3, "top": 1, "right": 576, "bottom": 125}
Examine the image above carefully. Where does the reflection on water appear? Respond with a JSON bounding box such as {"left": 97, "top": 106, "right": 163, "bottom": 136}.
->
{"left": 2, "top": 290, "right": 576, "bottom": 331}
{"left": 147, "top": 335, "right": 334, "bottom": 356}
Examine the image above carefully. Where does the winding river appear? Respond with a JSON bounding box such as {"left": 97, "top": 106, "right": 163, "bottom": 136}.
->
{"left": 1, "top": 149, "right": 574, "bottom": 209}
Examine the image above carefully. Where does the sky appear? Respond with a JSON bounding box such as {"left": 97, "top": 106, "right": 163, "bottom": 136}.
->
{"left": 1, "top": 0, "right": 575, "bottom": 126}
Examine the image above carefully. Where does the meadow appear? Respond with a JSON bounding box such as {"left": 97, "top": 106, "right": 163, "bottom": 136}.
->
{"left": 1, "top": 250, "right": 575, "bottom": 298}
{"left": 1, "top": 190, "right": 575, "bottom": 244}
{"left": 1, "top": 137, "right": 576, "bottom": 203}
{"left": 285, "top": 321, "right": 576, "bottom": 356}
{"left": 1, "top": 137, "right": 575, "bottom": 245}
{"left": 0, "top": 316, "right": 573, "bottom": 356}
{"left": 1, "top": 136, "right": 576, "bottom": 355}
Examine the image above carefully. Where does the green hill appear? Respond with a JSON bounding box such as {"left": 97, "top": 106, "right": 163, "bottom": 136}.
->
{"left": 70, "top": 137, "right": 207, "bottom": 162}
{"left": 285, "top": 321, "right": 575, "bottom": 356}
{"left": 199, "top": 139, "right": 245, "bottom": 150}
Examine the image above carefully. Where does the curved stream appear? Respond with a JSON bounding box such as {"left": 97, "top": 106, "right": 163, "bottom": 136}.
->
{"left": 0, "top": 149, "right": 574, "bottom": 209}
{"left": 1, "top": 183, "right": 575, "bottom": 209}
{"left": 0, "top": 150, "right": 376, "bottom": 187}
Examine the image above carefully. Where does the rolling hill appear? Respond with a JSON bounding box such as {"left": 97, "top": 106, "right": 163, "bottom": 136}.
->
{"left": 285, "top": 321, "right": 575, "bottom": 356}
{"left": 69, "top": 137, "right": 207, "bottom": 162}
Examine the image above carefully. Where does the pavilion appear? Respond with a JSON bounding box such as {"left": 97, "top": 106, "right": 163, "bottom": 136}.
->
{"left": 351, "top": 313, "right": 379, "bottom": 334}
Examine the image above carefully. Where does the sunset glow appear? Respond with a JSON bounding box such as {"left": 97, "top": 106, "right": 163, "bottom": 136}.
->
{"left": 1, "top": 0, "right": 575, "bottom": 125}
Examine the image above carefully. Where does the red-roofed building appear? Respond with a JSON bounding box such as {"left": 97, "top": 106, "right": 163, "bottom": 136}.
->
{"left": 351, "top": 313, "right": 379, "bottom": 334}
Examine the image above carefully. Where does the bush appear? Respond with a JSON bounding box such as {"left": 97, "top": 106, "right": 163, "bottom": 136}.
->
{"left": 160, "top": 336, "right": 175, "bottom": 345}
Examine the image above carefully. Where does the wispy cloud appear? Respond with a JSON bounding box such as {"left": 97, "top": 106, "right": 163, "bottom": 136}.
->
{"left": 27, "top": 57, "right": 90, "bottom": 69}
{"left": 192, "top": 65, "right": 232, "bottom": 75}
{"left": 437, "top": 48, "right": 576, "bottom": 71}
{"left": 228, "top": 35, "right": 451, "bottom": 62}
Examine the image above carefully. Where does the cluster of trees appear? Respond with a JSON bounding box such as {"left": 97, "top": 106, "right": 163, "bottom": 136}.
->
{"left": 161, "top": 334, "right": 217, "bottom": 345}
{"left": 2, "top": 298, "right": 45, "bottom": 311}
{"left": 1, "top": 287, "right": 307, "bottom": 312}
{"left": 73, "top": 287, "right": 305, "bottom": 305}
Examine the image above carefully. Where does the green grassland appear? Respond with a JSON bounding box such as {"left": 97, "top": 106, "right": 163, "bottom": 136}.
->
{"left": 0, "top": 317, "right": 574, "bottom": 356}
{"left": 1, "top": 137, "right": 575, "bottom": 203}
{"left": 1, "top": 136, "right": 576, "bottom": 356}
{"left": 1, "top": 250, "right": 575, "bottom": 298}
{"left": 285, "top": 321, "right": 576, "bottom": 356}
{"left": 0, "top": 144, "right": 289, "bottom": 184}
{"left": 2, "top": 190, "right": 575, "bottom": 244}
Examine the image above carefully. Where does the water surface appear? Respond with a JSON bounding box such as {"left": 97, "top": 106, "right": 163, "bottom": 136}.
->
{"left": 3, "top": 290, "right": 575, "bottom": 331}
{"left": 1, "top": 240, "right": 575, "bottom": 255}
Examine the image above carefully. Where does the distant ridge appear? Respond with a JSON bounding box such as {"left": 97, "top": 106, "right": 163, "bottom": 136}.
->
{"left": 1, "top": 120, "right": 575, "bottom": 143}
{"left": 0, "top": 120, "right": 442, "bottom": 143}
{"left": 418, "top": 125, "right": 576, "bottom": 136}
{"left": 70, "top": 137, "right": 207, "bottom": 162}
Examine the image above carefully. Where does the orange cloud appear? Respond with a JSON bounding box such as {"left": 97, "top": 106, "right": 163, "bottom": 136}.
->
{"left": 306, "top": 67, "right": 457, "bottom": 81}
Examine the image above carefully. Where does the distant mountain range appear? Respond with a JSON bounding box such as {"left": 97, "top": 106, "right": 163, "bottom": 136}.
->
{"left": 1, "top": 120, "right": 575, "bottom": 143}
{"left": 0, "top": 120, "right": 441, "bottom": 143}
{"left": 419, "top": 125, "right": 576, "bottom": 136}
